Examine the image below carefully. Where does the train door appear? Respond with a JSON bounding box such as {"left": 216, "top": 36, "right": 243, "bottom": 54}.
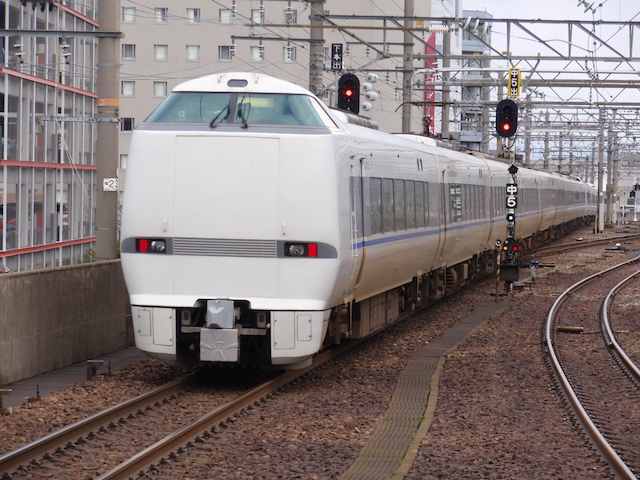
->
{"left": 434, "top": 168, "right": 448, "bottom": 265}
{"left": 350, "top": 158, "right": 365, "bottom": 289}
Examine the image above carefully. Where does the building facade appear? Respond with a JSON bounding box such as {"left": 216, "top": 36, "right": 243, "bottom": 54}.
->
{"left": 1, "top": 0, "right": 481, "bottom": 272}
{"left": 117, "top": 0, "right": 464, "bottom": 174}
{"left": 1, "top": 0, "right": 98, "bottom": 271}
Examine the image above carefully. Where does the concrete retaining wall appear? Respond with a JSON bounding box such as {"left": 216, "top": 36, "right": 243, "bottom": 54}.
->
{"left": 0, "top": 260, "right": 132, "bottom": 385}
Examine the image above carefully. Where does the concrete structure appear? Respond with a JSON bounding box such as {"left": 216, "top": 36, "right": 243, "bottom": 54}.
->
{"left": 0, "top": 260, "right": 131, "bottom": 385}
{"left": 0, "top": 0, "right": 103, "bottom": 272}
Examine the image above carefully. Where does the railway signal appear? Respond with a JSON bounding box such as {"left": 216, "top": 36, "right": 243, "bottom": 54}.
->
{"left": 337, "top": 73, "right": 360, "bottom": 114}
{"left": 496, "top": 99, "right": 518, "bottom": 138}
{"left": 502, "top": 237, "right": 519, "bottom": 253}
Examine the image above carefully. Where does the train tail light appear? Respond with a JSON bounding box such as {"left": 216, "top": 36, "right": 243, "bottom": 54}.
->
{"left": 136, "top": 238, "right": 167, "bottom": 253}
{"left": 285, "top": 242, "right": 318, "bottom": 257}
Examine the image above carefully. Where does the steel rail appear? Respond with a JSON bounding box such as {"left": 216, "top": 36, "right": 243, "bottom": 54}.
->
{"left": 601, "top": 270, "right": 640, "bottom": 384}
{"left": 95, "top": 341, "right": 358, "bottom": 480}
{"left": 544, "top": 255, "right": 640, "bottom": 480}
{"left": 0, "top": 373, "right": 196, "bottom": 474}
{"left": 524, "top": 234, "right": 640, "bottom": 258}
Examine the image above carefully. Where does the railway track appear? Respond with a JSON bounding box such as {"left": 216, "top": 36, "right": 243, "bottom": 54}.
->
{"left": 525, "top": 232, "right": 640, "bottom": 258}
{"left": 544, "top": 255, "right": 640, "bottom": 480}
{"left": 0, "top": 342, "right": 357, "bottom": 480}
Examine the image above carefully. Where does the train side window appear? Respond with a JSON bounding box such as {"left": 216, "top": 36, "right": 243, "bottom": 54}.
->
{"left": 427, "top": 182, "right": 438, "bottom": 227}
{"left": 394, "top": 180, "right": 406, "bottom": 231}
{"left": 449, "top": 184, "right": 462, "bottom": 223}
{"left": 405, "top": 181, "right": 416, "bottom": 229}
{"left": 483, "top": 185, "right": 487, "bottom": 217}
{"left": 382, "top": 179, "right": 394, "bottom": 233}
{"left": 415, "top": 182, "right": 426, "bottom": 228}
{"left": 369, "top": 178, "right": 382, "bottom": 235}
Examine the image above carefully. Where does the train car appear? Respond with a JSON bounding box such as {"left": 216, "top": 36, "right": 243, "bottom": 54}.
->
{"left": 120, "top": 72, "right": 596, "bottom": 369}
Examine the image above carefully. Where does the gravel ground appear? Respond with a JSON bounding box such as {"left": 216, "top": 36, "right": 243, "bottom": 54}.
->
{"left": 2, "top": 225, "right": 639, "bottom": 479}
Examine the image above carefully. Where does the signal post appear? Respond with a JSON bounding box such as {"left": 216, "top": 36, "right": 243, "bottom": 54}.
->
{"left": 500, "top": 164, "right": 520, "bottom": 290}
{"left": 496, "top": 95, "right": 520, "bottom": 292}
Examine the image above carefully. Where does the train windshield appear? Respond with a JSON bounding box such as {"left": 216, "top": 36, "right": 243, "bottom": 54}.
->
{"left": 144, "top": 92, "right": 326, "bottom": 127}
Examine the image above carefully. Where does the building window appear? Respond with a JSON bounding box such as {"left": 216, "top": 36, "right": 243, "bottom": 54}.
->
{"left": 154, "top": 45, "right": 168, "bottom": 60}
{"left": 283, "top": 45, "right": 296, "bottom": 62}
{"left": 218, "top": 45, "right": 233, "bottom": 60}
{"left": 122, "top": 44, "right": 136, "bottom": 59}
{"left": 121, "top": 81, "right": 135, "bottom": 97}
{"left": 121, "top": 118, "right": 135, "bottom": 131}
{"left": 250, "top": 45, "right": 264, "bottom": 62}
{"left": 120, "top": 154, "right": 128, "bottom": 169}
{"left": 155, "top": 8, "right": 168, "bottom": 23}
{"left": 284, "top": 8, "right": 297, "bottom": 24}
{"left": 153, "top": 82, "right": 168, "bottom": 97}
{"left": 186, "top": 45, "right": 200, "bottom": 61}
{"left": 220, "top": 9, "right": 233, "bottom": 23}
{"left": 187, "top": 8, "right": 201, "bottom": 23}
{"left": 251, "top": 8, "right": 265, "bottom": 23}
{"left": 122, "top": 7, "right": 136, "bottom": 23}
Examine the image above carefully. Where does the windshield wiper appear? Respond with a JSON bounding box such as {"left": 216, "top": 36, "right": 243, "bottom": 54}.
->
{"left": 209, "top": 104, "right": 231, "bottom": 128}
{"left": 236, "top": 101, "right": 249, "bottom": 129}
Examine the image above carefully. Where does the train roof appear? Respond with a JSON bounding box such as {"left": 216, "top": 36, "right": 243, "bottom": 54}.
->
{"left": 172, "top": 72, "right": 312, "bottom": 95}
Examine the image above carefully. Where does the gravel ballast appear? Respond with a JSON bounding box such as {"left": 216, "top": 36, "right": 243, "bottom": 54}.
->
{"left": 2, "top": 226, "right": 638, "bottom": 479}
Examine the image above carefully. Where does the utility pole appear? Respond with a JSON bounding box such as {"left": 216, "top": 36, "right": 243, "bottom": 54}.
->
{"left": 401, "top": 0, "right": 414, "bottom": 133}
{"left": 96, "top": 0, "right": 121, "bottom": 260}
{"left": 524, "top": 91, "right": 531, "bottom": 166}
{"left": 308, "top": 0, "right": 325, "bottom": 96}
{"left": 543, "top": 110, "right": 550, "bottom": 170}
{"left": 440, "top": 30, "right": 451, "bottom": 138}
{"left": 596, "top": 108, "right": 606, "bottom": 233}
{"left": 481, "top": 54, "right": 491, "bottom": 153}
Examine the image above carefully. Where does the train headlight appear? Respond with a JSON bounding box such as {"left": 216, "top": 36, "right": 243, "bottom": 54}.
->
{"left": 150, "top": 240, "right": 166, "bottom": 253}
{"left": 288, "top": 244, "right": 305, "bottom": 256}
{"left": 136, "top": 238, "right": 167, "bottom": 253}
{"left": 285, "top": 242, "right": 318, "bottom": 257}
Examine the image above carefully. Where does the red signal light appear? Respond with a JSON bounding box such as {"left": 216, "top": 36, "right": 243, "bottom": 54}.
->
{"left": 337, "top": 73, "right": 360, "bottom": 113}
{"left": 496, "top": 99, "right": 518, "bottom": 138}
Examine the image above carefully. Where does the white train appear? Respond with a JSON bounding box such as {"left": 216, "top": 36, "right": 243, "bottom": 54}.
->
{"left": 120, "top": 72, "right": 596, "bottom": 368}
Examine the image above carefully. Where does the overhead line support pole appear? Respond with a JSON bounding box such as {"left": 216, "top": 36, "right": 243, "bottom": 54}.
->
{"left": 96, "top": 0, "right": 121, "bottom": 260}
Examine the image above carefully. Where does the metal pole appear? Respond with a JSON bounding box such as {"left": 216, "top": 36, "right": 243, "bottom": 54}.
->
{"left": 596, "top": 108, "right": 606, "bottom": 234}
{"left": 544, "top": 110, "right": 550, "bottom": 170}
{"left": 524, "top": 92, "right": 531, "bottom": 166}
{"left": 308, "top": 0, "right": 325, "bottom": 96}
{"left": 481, "top": 55, "right": 491, "bottom": 154}
{"left": 401, "top": 0, "right": 414, "bottom": 133}
{"left": 95, "top": 0, "right": 121, "bottom": 260}
{"left": 440, "top": 30, "right": 450, "bottom": 139}
{"left": 606, "top": 129, "right": 613, "bottom": 224}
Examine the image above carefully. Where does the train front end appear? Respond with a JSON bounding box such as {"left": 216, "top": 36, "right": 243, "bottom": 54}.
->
{"left": 120, "top": 73, "right": 350, "bottom": 369}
